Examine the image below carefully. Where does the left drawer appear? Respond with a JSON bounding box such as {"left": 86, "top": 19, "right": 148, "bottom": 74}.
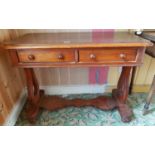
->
{"left": 17, "top": 49, "right": 76, "bottom": 63}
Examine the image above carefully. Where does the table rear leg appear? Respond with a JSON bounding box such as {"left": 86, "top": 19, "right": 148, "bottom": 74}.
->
{"left": 143, "top": 75, "right": 155, "bottom": 115}
{"left": 129, "top": 67, "right": 137, "bottom": 95}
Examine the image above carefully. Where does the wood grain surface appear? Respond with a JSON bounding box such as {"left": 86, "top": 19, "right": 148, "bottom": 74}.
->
{"left": 0, "top": 30, "right": 25, "bottom": 125}
{"left": 4, "top": 32, "right": 152, "bottom": 49}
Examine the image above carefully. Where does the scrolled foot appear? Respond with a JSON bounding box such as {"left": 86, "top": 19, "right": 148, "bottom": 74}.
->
{"left": 118, "top": 104, "right": 133, "bottom": 123}
{"left": 26, "top": 103, "right": 39, "bottom": 124}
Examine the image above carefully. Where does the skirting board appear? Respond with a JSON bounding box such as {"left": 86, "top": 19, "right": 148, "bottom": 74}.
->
{"left": 4, "top": 88, "right": 27, "bottom": 126}
{"left": 41, "top": 84, "right": 107, "bottom": 95}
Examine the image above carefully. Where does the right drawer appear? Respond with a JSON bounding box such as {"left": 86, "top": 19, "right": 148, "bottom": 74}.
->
{"left": 79, "top": 48, "right": 138, "bottom": 63}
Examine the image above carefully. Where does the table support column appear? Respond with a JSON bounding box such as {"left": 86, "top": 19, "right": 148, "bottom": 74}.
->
{"left": 24, "top": 68, "right": 44, "bottom": 123}
{"left": 113, "top": 66, "right": 133, "bottom": 122}
{"left": 24, "top": 67, "right": 133, "bottom": 123}
{"left": 129, "top": 67, "right": 137, "bottom": 94}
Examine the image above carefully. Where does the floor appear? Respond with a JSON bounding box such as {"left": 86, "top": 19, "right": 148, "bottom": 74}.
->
{"left": 16, "top": 93, "right": 155, "bottom": 126}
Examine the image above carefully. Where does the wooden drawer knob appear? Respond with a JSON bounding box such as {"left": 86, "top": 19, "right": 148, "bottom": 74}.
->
{"left": 57, "top": 54, "right": 64, "bottom": 60}
{"left": 28, "top": 54, "right": 35, "bottom": 60}
{"left": 120, "top": 53, "right": 126, "bottom": 59}
{"left": 90, "top": 54, "right": 96, "bottom": 59}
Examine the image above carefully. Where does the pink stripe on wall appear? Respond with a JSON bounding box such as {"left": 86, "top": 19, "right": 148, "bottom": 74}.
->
{"left": 92, "top": 29, "right": 114, "bottom": 42}
{"left": 89, "top": 67, "right": 98, "bottom": 84}
{"left": 89, "top": 29, "right": 114, "bottom": 84}
{"left": 98, "top": 67, "right": 109, "bottom": 84}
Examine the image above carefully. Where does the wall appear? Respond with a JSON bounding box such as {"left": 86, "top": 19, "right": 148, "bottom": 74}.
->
{"left": 133, "top": 54, "right": 155, "bottom": 92}
{"left": 0, "top": 30, "right": 25, "bottom": 125}
{"left": 16, "top": 29, "right": 155, "bottom": 91}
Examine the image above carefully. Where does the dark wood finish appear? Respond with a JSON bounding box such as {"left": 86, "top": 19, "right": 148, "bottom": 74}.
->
{"left": 24, "top": 66, "right": 133, "bottom": 123}
{"left": 8, "top": 47, "right": 145, "bottom": 68}
{"left": 79, "top": 48, "right": 138, "bottom": 63}
{"left": 0, "top": 44, "right": 4, "bottom": 52}
{"left": 4, "top": 32, "right": 152, "bottom": 123}
{"left": 9, "top": 50, "right": 19, "bottom": 66}
{"left": 18, "top": 49, "right": 76, "bottom": 63}
{"left": 4, "top": 32, "right": 152, "bottom": 49}
{"left": 24, "top": 68, "right": 43, "bottom": 123}
{"left": 129, "top": 67, "right": 137, "bottom": 94}
{"left": 40, "top": 96, "right": 117, "bottom": 112}
{"left": 113, "top": 67, "right": 133, "bottom": 122}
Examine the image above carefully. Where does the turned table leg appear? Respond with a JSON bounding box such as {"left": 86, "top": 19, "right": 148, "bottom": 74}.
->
{"left": 113, "top": 67, "right": 133, "bottom": 122}
{"left": 24, "top": 68, "right": 44, "bottom": 123}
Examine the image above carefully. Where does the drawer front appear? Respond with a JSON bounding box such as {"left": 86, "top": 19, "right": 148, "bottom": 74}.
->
{"left": 17, "top": 49, "right": 76, "bottom": 63}
{"left": 79, "top": 49, "right": 138, "bottom": 63}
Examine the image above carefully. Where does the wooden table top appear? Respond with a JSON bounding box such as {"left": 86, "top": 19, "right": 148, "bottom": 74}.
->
{"left": 4, "top": 32, "right": 152, "bottom": 49}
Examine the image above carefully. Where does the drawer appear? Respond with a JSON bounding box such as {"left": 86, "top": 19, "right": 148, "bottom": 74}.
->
{"left": 79, "top": 48, "right": 138, "bottom": 63}
{"left": 17, "top": 49, "right": 76, "bottom": 63}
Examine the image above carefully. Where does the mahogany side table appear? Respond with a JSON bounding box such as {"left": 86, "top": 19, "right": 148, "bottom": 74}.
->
{"left": 3, "top": 32, "right": 152, "bottom": 123}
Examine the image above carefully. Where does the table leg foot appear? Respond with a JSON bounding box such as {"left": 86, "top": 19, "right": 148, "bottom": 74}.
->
{"left": 112, "top": 89, "right": 133, "bottom": 122}
{"left": 26, "top": 90, "right": 44, "bottom": 123}
{"left": 26, "top": 104, "right": 39, "bottom": 123}
{"left": 117, "top": 104, "right": 133, "bottom": 122}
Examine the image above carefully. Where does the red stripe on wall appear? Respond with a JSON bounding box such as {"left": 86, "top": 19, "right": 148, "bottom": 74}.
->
{"left": 89, "top": 29, "right": 114, "bottom": 84}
